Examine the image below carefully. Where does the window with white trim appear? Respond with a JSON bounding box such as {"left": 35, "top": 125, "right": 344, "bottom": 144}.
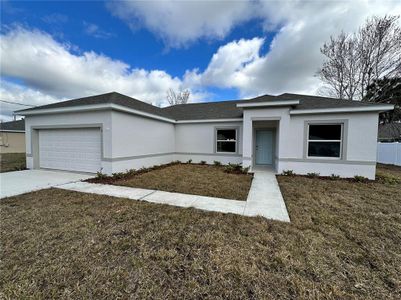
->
{"left": 216, "top": 129, "right": 237, "bottom": 153}
{"left": 307, "top": 124, "right": 343, "bottom": 158}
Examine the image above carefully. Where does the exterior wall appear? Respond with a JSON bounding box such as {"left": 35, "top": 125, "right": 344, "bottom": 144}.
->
{"left": 109, "top": 111, "right": 175, "bottom": 173}
{"left": 278, "top": 112, "right": 378, "bottom": 179}
{"left": 23, "top": 106, "right": 380, "bottom": 179}
{"left": 243, "top": 108, "right": 379, "bottom": 179}
{"left": 0, "top": 131, "right": 25, "bottom": 153}
{"left": 242, "top": 107, "right": 290, "bottom": 169}
{"left": 24, "top": 111, "right": 112, "bottom": 173}
{"left": 174, "top": 122, "right": 243, "bottom": 164}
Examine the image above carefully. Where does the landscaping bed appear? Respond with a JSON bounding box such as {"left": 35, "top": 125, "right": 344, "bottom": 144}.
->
{"left": 88, "top": 162, "right": 253, "bottom": 201}
{"left": 0, "top": 153, "right": 26, "bottom": 173}
{"left": 1, "top": 164, "right": 400, "bottom": 299}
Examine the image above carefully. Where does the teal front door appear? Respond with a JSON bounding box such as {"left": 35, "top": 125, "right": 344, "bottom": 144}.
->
{"left": 255, "top": 130, "right": 273, "bottom": 165}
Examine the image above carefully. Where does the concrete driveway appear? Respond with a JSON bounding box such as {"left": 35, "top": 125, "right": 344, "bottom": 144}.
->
{"left": 0, "top": 169, "right": 93, "bottom": 199}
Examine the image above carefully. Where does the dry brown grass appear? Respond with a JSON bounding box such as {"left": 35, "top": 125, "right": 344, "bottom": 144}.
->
{"left": 0, "top": 153, "right": 26, "bottom": 173}
{"left": 1, "top": 165, "right": 400, "bottom": 299}
{"left": 109, "top": 163, "right": 253, "bottom": 200}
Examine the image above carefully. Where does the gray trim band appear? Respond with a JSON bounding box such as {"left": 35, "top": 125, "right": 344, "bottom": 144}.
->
{"left": 103, "top": 152, "right": 175, "bottom": 162}
{"left": 279, "top": 158, "right": 376, "bottom": 165}
{"left": 103, "top": 151, "right": 243, "bottom": 162}
{"left": 30, "top": 124, "right": 103, "bottom": 129}
{"left": 176, "top": 152, "right": 242, "bottom": 157}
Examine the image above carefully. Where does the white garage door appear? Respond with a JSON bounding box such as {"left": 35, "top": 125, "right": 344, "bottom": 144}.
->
{"left": 39, "top": 128, "right": 102, "bottom": 173}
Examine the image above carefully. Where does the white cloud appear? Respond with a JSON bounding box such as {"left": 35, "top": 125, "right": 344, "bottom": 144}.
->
{"left": 107, "top": 0, "right": 254, "bottom": 47}
{"left": 1, "top": 0, "right": 401, "bottom": 121}
{"left": 184, "top": 38, "right": 265, "bottom": 95}
{"left": 83, "top": 22, "right": 113, "bottom": 39}
{"left": 0, "top": 26, "right": 185, "bottom": 111}
{"left": 182, "top": 1, "right": 401, "bottom": 97}
{"left": 42, "top": 13, "right": 68, "bottom": 24}
{"left": 0, "top": 80, "right": 62, "bottom": 121}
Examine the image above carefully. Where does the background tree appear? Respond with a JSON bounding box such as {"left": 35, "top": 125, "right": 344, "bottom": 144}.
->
{"left": 166, "top": 88, "right": 190, "bottom": 105}
{"left": 318, "top": 15, "right": 401, "bottom": 100}
{"left": 363, "top": 77, "right": 401, "bottom": 123}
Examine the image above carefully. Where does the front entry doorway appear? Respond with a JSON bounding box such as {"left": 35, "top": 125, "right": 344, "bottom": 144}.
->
{"left": 255, "top": 130, "right": 273, "bottom": 165}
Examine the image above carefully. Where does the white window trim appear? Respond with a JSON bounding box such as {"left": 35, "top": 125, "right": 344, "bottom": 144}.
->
{"left": 306, "top": 123, "right": 343, "bottom": 160}
{"left": 216, "top": 128, "right": 237, "bottom": 154}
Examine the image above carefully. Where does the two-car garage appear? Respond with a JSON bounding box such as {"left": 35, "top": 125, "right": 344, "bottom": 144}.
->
{"left": 38, "top": 128, "right": 102, "bottom": 173}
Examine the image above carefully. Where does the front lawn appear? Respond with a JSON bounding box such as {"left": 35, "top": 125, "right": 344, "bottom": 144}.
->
{"left": 0, "top": 153, "right": 26, "bottom": 173}
{"left": 1, "top": 165, "right": 400, "bottom": 299}
{"left": 90, "top": 163, "right": 253, "bottom": 200}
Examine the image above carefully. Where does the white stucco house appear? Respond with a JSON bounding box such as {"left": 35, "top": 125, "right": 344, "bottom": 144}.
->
{"left": 17, "top": 92, "right": 393, "bottom": 179}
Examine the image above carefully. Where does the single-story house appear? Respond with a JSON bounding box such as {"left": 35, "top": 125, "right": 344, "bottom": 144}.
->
{"left": 17, "top": 92, "right": 393, "bottom": 179}
{"left": 378, "top": 123, "right": 401, "bottom": 142}
{"left": 0, "top": 119, "right": 26, "bottom": 154}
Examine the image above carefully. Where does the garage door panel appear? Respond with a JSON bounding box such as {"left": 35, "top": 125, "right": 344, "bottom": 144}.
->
{"left": 39, "top": 128, "right": 101, "bottom": 173}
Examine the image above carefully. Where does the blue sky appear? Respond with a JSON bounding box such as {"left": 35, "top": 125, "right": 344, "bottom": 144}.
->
{"left": 1, "top": 0, "right": 400, "bottom": 120}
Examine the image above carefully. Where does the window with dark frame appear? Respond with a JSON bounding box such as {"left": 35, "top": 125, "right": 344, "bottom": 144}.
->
{"left": 216, "top": 129, "right": 237, "bottom": 153}
{"left": 307, "top": 124, "right": 342, "bottom": 158}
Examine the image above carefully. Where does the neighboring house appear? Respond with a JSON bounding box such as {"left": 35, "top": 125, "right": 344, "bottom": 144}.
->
{"left": 17, "top": 92, "right": 393, "bottom": 179}
{"left": 378, "top": 123, "right": 401, "bottom": 142}
{"left": 0, "top": 119, "right": 25, "bottom": 154}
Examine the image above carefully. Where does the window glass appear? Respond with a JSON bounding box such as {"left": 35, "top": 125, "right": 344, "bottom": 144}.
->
{"left": 309, "top": 124, "right": 341, "bottom": 140}
{"left": 216, "top": 129, "right": 236, "bottom": 153}
{"left": 217, "top": 129, "right": 236, "bottom": 141}
{"left": 308, "top": 142, "right": 341, "bottom": 157}
{"left": 217, "top": 141, "right": 236, "bottom": 153}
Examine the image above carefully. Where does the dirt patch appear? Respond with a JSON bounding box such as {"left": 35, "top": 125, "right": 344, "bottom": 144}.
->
{"left": 88, "top": 163, "right": 253, "bottom": 201}
{"left": 1, "top": 165, "right": 400, "bottom": 299}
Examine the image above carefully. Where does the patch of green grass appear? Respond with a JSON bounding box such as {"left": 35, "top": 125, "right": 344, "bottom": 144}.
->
{"left": 0, "top": 165, "right": 400, "bottom": 299}
{"left": 0, "top": 153, "right": 26, "bottom": 173}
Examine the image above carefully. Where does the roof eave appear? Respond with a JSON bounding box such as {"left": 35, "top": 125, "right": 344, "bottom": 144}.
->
{"left": 290, "top": 104, "right": 394, "bottom": 115}
{"left": 236, "top": 100, "right": 300, "bottom": 108}
{"left": 17, "top": 103, "right": 177, "bottom": 123}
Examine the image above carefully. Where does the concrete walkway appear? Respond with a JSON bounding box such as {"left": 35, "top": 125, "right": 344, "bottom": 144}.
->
{"left": 244, "top": 167, "right": 290, "bottom": 222}
{"left": 59, "top": 168, "right": 290, "bottom": 222}
{"left": 0, "top": 170, "right": 93, "bottom": 199}
{"left": 58, "top": 182, "right": 246, "bottom": 215}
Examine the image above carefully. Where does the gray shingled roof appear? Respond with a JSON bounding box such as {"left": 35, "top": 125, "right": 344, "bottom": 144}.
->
{"left": 0, "top": 119, "right": 25, "bottom": 131}
{"left": 18, "top": 92, "right": 169, "bottom": 118}
{"left": 18, "top": 91, "right": 389, "bottom": 121}
{"left": 163, "top": 93, "right": 385, "bottom": 120}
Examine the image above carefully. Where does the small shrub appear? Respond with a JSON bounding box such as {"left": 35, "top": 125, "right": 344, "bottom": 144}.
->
{"left": 213, "top": 160, "right": 222, "bottom": 166}
{"left": 200, "top": 160, "right": 207, "bottom": 165}
{"left": 171, "top": 160, "right": 181, "bottom": 165}
{"left": 282, "top": 170, "right": 295, "bottom": 176}
{"left": 112, "top": 172, "right": 126, "bottom": 180}
{"left": 330, "top": 174, "right": 340, "bottom": 180}
{"left": 223, "top": 163, "right": 248, "bottom": 174}
{"left": 306, "top": 172, "right": 320, "bottom": 178}
{"left": 354, "top": 175, "right": 369, "bottom": 182}
{"left": 125, "top": 169, "right": 136, "bottom": 176}
{"left": 14, "top": 166, "right": 26, "bottom": 171}
{"left": 96, "top": 171, "right": 108, "bottom": 179}
{"left": 187, "top": 159, "right": 192, "bottom": 164}
{"left": 376, "top": 174, "right": 400, "bottom": 185}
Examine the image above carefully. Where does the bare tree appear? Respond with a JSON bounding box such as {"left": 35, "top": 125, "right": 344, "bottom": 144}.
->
{"left": 364, "top": 77, "right": 401, "bottom": 123}
{"left": 318, "top": 15, "right": 401, "bottom": 100}
{"left": 166, "top": 88, "right": 190, "bottom": 105}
